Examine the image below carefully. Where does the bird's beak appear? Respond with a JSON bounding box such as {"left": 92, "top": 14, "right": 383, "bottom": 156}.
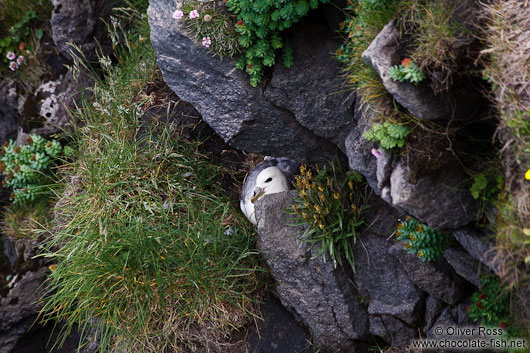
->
{"left": 250, "top": 187, "right": 265, "bottom": 203}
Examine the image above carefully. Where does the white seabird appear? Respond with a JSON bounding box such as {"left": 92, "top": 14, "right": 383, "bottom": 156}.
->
{"left": 240, "top": 157, "right": 299, "bottom": 225}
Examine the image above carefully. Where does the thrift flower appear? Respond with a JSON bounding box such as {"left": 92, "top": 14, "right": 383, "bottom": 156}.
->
{"left": 16, "top": 56, "right": 24, "bottom": 65}
{"left": 201, "top": 36, "right": 211, "bottom": 48}
{"left": 9, "top": 61, "right": 18, "bottom": 71}
{"left": 6, "top": 51, "right": 16, "bottom": 60}
{"left": 203, "top": 14, "right": 212, "bottom": 22}
{"left": 172, "top": 9, "right": 184, "bottom": 19}
{"left": 401, "top": 58, "right": 412, "bottom": 67}
{"left": 371, "top": 148, "right": 381, "bottom": 158}
{"left": 189, "top": 10, "right": 199, "bottom": 19}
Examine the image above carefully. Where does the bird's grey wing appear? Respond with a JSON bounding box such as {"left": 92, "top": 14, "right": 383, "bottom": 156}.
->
{"left": 274, "top": 157, "right": 300, "bottom": 187}
{"left": 240, "top": 159, "right": 277, "bottom": 202}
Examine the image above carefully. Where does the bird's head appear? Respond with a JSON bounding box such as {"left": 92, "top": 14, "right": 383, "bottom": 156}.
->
{"left": 250, "top": 166, "right": 289, "bottom": 203}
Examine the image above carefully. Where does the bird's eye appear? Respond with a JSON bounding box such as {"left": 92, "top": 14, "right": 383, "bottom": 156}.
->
{"left": 265, "top": 177, "right": 272, "bottom": 183}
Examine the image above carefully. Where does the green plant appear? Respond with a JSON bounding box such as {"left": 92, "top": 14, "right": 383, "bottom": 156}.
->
{"left": 179, "top": 1, "right": 243, "bottom": 58}
{"left": 0, "top": 135, "right": 63, "bottom": 205}
{"left": 335, "top": 0, "right": 399, "bottom": 106}
{"left": 225, "top": 0, "right": 330, "bottom": 86}
{"left": 387, "top": 58, "right": 425, "bottom": 85}
{"left": 468, "top": 274, "right": 511, "bottom": 328}
{"left": 39, "top": 9, "right": 263, "bottom": 353}
{"left": 396, "top": 217, "right": 450, "bottom": 262}
{"left": 291, "top": 162, "right": 369, "bottom": 271}
{"left": 363, "top": 121, "right": 410, "bottom": 149}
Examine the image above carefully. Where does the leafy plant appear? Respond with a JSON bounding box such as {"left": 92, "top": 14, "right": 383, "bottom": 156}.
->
{"left": 363, "top": 121, "right": 410, "bottom": 149}
{"left": 0, "top": 10, "right": 38, "bottom": 69}
{"left": 291, "top": 162, "right": 369, "bottom": 271}
{"left": 396, "top": 217, "right": 450, "bottom": 262}
{"left": 0, "top": 135, "right": 63, "bottom": 205}
{"left": 225, "top": 0, "right": 330, "bottom": 86}
{"left": 388, "top": 58, "right": 425, "bottom": 85}
{"left": 468, "top": 274, "right": 511, "bottom": 328}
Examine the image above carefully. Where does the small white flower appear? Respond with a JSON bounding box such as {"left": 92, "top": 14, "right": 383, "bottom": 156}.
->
{"left": 203, "top": 14, "right": 212, "bottom": 22}
{"left": 9, "top": 61, "right": 18, "bottom": 71}
{"left": 202, "top": 36, "right": 211, "bottom": 48}
{"left": 6, "top": 51, "right": 15, "bottom": 60}
{"left": 189, "top": 10, "right": 199, "bottom": 19}
{"left": 172, "top": 9, "right": 183, "bottom": 19}
{"left": 16, "top": 56, "right": 24, "bottom": 65}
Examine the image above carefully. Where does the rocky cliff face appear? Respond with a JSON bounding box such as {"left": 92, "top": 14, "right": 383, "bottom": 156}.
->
{"left": 147, "top": 0, "right": 498, "bottom": 350}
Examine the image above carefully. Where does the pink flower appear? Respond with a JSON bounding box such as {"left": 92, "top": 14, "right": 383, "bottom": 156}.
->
{"left": 202, "top": 36, "right": 211, "bottom": 48}
{"left": 9, "top": 61, "right": 18, "bottom": 71}
{"left": 16, "top": 56, "right": 24, "bottom": 65}
{"left": 189, "top": 10, "right": 199, "bottom": 19}
{"left": 6, "top": 51, "right": 15, "bottom": 60}
{"left": 371, "top": 148, "right": 381, "bottom": 158}
{"left": 172, "top": 9, "right": 183, "bottom": 20}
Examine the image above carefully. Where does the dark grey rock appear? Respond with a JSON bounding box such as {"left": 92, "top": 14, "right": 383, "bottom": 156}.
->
{"left": 263, "top": 25, "right": 357, "bottom": 152}
{"left": 345, "top": 102, "right": 379, "bottom": 192}
{"left": 354, "top": 236, "right": 424, "bottom": 326}
{"left": 443, "top": 247, "right": 481, "bottom": 287}
{"left": 389, "top": 161, "right": 476, "bottom": 230}
{"left": 369, "top": 315, "right": 418, "bottom": 347}
{"left": 0, "top": 267, "right": 47, "bottom": 353}
{"left": 389, "top": 242, "right": 470, "bottom": 305}
{"left": 453, "top": 228, "right": 499, "bottom": 273}
{"left": 362, "top": 20, "right": 483, "bottom": 122}
{"left": 376, "top": 147, "right": 394, "bottom": 191}
{"left": 50, "top": 0, "right": 112, "bottom": 61}
{"left": 424, "top": 295, "right": 445, "bottom": 332}
{"left": 148, "top": 0, "right": 350, "bottom": 163}
{"left": 255, "top": 191, "right": 368, "bottom": 352}
{"left": 18, "top": 71, "right": 92, "bottom": 142}
{"left": 427, "top": 301, "right": 476, "bottom": 339}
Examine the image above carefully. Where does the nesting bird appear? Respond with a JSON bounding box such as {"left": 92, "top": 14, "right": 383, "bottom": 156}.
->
{"left": 240, "top": 157, "right": 299, "bottom": 225}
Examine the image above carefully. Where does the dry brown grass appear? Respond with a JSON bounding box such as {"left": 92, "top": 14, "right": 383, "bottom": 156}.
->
{"left": 481, "top": 0, "right": 530, "bottom": 335}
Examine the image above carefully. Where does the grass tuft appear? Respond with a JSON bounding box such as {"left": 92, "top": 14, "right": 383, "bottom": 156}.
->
{"left": 38, "top": 8, "right": 262, "bottom": 353}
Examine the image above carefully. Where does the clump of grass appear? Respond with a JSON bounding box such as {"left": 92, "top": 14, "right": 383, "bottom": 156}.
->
{"left": 177, "top": 0, "right": 242, "bottom": 58}
{"left": 481, "top": 0, "right": 530, "bottom": 337}
{"left": 39, "top": 10, "right": 262, "bottom": 353}
{"left": 291, "top": 162, "right": 369, "bottom": 271}
{"left": 336, "top": 0, "right": 399, "bottom": 108}
{"left": 397, "top": 0, "right": 478, "bottom": 92}
{"left": 1, "top": 198, "right": 56, "bottom": 239}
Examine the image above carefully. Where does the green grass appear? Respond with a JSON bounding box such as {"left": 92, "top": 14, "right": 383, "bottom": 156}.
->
{"left": 397, "top": 0, "right": 477, "bottom": 92}
{"left": 38, "top": 7, "right": 263, "bottom": 353}
{"left": 336, "top": 0, "right": 399, "bottom": 108}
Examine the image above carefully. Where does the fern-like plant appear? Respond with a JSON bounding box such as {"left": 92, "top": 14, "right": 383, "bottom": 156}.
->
{"left": 225, "top": 0, "right": 330, "bottom": 86}
{"left": 0, "top": 134, "right": 63, "bottom": 204}
{"left": 388, "top": 58, "right": 425, "bottom": 85}
{"left": 396, "top": 217, "right": 450, "bottom": 262}
{"left": 363, "top": 121, "right": 409, "bottom": 149}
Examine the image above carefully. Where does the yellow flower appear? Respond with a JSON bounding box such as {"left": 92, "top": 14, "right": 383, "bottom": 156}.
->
{"left": 49, "top": 264, "right": 58, "bottom": 271}
{"left": 318, "top": 186, "right": 325, "bottom": 192}
{"left": 333, "top": 193, "right": 340, "bottom": 200}
{"left": 302, "top": 212, "right": 308, "bottom": 219}
{"left": 300, "top": 164, "right": 307, "bottom": 173}
{"left": 416, "top": 225, "right": 423, "bottom": 233}
{"left": 348, "top": 181, "right": 353, "bottom": 190}
{"left": 404, "top": 242, "right": 410, "bottom": 248}
{"left": 327, "top": 178, "right": 332, "bottom": 186}
{"left": 300, "top": 190, "right": 306, "bottom": 197}
{"left": 313, "top": 214, "right": 318, "bottom": 221}
{"left": 418, "top": 251, "right": 423, "bottom": 257}
{"left": 304, "top": 202, "right": 310, "bottom": 208}
{"left": 410, "top": 235, "right": 415, "bottom": 241}
{"left": 319, "top": 192, "right": 325, "bottom": 201}
{"left": 351, "top": 204, "right": 357, "bottom": 212}
{"left": 315, "top": 205, "right": 322, "bottom": 214}
{"left": 292, "top": 205, "right": 299, "bottom": 213}
{"left": 526, "top": 169, "right": 530, "bottom": 180}
{"left": 319, "top": 223, "right": 325, "bottom": 230}
{"left": 397, "top": 223, "right": 403, "bottom": 229}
